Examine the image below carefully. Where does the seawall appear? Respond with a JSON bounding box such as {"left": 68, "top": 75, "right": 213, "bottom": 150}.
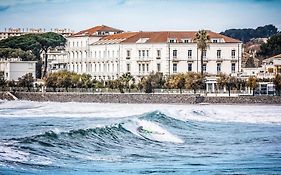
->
{"left": 1, "top": 92, "right": 281, "bottom": 104}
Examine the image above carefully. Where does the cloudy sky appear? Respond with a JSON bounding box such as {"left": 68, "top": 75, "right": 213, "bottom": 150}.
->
{"left": 0, "top": 0, "right": 280, "bottom": 33}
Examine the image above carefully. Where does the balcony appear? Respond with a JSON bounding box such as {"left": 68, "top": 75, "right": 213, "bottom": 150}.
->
{"left": 137, "top": 57, "right": 152, "bottom": 62}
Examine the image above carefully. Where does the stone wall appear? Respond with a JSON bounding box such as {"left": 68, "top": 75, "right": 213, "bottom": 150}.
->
{"left": 1, "top": 92, "right": 281, "bottom": 104}
{"left": 0, "top": 92, "right": 17, "bottom": 101}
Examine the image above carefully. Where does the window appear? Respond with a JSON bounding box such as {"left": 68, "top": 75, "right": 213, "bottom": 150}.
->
{"left": 184, "top": 39, "right": 189, "bottom": 43}
{"left": 173, "top": 64, "right": 177, "bottom": 73}
{"left": 142, "top": 50, "right": 145, "bottom": 57}
{"left": 112, "top": 50, "right": 115, "bottom": 58}
{"left": 126, "top": 50, "right": 130, "bottom": 59}
{"left": 173, "top": 50, "right": 177, "bottom": 58}
{"left": 188, "top": 63, "right": 192, "bottom": 72}
{"left": 188, "top": 50, "right": 192, "bottom": 58}
{"left": 169, "top": 39, "right": 175, "bottom": 43}
{"left": 217, "top": 50, "right": 221, "bottom": 59}
{"left": 139, "top": 64, "right": 141, "bottom": 73}
{"left": 146, "top": 50, "right": 149, "bottom": 57}
{"left": 203, "top": 64, "right": 207, "bottom": 72}
{"left": 146, "top": 64, "right": 149, "bottom": 72}
{"left": 157, "top": 63, "right": 161, "bottom": 72}
{"left": 104, "top": 63, "right": 106, "bottom": 72}
{"left": 203, "top": 50, "right": 206, "bottom": 58}
{"left": 231, "top": 50, "right": 236, "bottom": 58}
{"left": 139, "top": 50, "right": 141, "bottom": 58}
{"left": 157, "top": 50, "right": 161, "bottom": 58}
{"left": 142, "top": 64, "right": 145, "bottom": 72}
{"left": 231, "top": 63, "right": 236, "bottom": 73}
{"left": 126, "top": 63, "right": 130, "bottom": 72}
{"left": 213, "top": 39, "right": 218, "bottom": 43}
{"left": 217, "top": 63, "right": 221, "bottom": 73}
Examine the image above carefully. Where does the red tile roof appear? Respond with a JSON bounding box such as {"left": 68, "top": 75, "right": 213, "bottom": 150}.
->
{"left": 70, "top": 25, "right": 123, "bottom": 37}
{"left": 98, "top": 31, "right": 241, "bottom": 43}
{"left": 101, "top": 32, "right": 138, "bottom": 40}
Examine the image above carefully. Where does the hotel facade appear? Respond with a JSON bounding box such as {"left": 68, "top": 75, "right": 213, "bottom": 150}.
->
{"left": 54, "top": 25, "right": 243, "bottom": 81}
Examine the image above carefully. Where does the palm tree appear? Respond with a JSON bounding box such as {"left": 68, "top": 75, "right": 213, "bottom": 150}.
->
{"left": 120, "top": 72, "right": 135, "bottom": 93}
{"left": 195, "top": 30, "right": 210, "bottom": 76}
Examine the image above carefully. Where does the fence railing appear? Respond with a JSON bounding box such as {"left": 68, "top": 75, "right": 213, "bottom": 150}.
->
{"left": 0, "top": 87, "right": 277, "bottom": 96}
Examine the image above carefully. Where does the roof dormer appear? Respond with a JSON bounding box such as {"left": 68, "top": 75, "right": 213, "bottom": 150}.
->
{"left": 168, "top": 38, "right": 177, "bottom": 43}
{"left": 136, "top": 38, "right": 149, "bottom": 43}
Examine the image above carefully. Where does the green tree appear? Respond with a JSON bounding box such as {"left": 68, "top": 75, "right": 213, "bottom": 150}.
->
{"left": 0, "top": 32, "right": 66, "bottom": 78}
{"left": 56, "top": 71, "right": 72, "bottom": 91}
{"left": 80, "top": 73, "right": 92, "bottom": 88}
{"left": 185, "top": 72, "right": 205, "bottom": 94}
{"left": 273, "top": 74, "right": 281, "bottom": 96}
{"left": 166, "top": 73, "right": 185, "bottom": 93}
{"left": 18, "top": 73, "right": 34, "bottom": 91}
{"left": 195, "top": 30, "right": 210, "bottom": 76}
{"left": 217, "top": 73, "right": 229, "bottom": 90}
{"left": 0, "top": 48, "right": 35, "bottom": 61}
{"left": 221, "top": 24, "right": 278, "bottom": 43}
{"left": 139, "top": 76, "right": 153, "bottom": 93}
{"left": 0, "top": 71, "right": 6, "bottom": 90}
{"left": 217, "top": 73, "right": 240, "bottom": 96}
{"left": 139, "top": 72, "right": 166, "bottom": 93}
{"left": 259, "top": 33, "right": 281, "bottom": 57}
{"left": 247, "top": 76, "right": 258, "bottom": 96}
{"left": 44, "top": 72, "right": 58, "bottom": 91}
{"left": 38, "top": 32, "right": 66, "bottom": 77}
{"left": 7, "top": 80, "right": 17, "bottom": 88}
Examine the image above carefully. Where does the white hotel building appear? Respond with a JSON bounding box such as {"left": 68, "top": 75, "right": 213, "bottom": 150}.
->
{"left": 63, "top": 25, "right": 242, "bottom": 81}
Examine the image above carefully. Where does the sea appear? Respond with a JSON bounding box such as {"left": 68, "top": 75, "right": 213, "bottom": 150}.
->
{"left": 0, "top": 100, "right": 280, "bottom": 175}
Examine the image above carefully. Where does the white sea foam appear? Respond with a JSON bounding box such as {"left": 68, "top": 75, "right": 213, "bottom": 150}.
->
{"left": 0, "top": 144, "right": 52, "bottom": 165}
{"left": 0, "top": 100, "right": 281, "bottom": 124}
{"left": 122, "top": 119, "right": 184, "bottom": 143}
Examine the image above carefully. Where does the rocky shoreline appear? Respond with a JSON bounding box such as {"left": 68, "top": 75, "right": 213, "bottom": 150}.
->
{"left": 1, "top": 92, "right": 281, "bottom": 104}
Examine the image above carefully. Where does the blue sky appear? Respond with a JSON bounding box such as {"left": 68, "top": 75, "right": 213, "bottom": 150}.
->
{"left": 0, "top": 0, "right": 280, "bottom": 33}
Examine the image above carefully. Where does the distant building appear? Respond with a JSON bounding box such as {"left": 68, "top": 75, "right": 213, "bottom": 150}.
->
{"left": 0, "top": 58, "right": 36, "bottom": 81}
{"left": 241, "top": 53, "right": 281, "bottom": 79}
{"left": 0, "top": 28, "right": 74, "bottom": 40}
{"left": 261, "top": 54, "right": 281, "bottom": 76}
{"left": 47, "top": 48, "right": 68, "bottom": 73}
